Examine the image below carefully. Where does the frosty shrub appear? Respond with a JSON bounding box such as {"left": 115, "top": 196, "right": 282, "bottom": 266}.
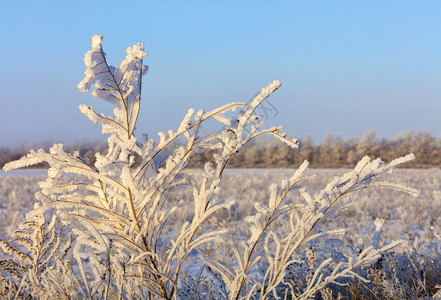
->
{"left": 1, "top": 35, "right": 421, "bottom": 299}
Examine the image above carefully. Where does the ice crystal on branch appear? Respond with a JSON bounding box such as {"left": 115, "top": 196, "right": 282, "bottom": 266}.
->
{"left": 78, "top": 34, "right": 148, "bottom": 157}
{"left": 1, "top": 34, "right": 422, "bottom": 299}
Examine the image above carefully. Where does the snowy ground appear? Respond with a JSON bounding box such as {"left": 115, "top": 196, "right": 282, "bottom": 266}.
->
{"left": 0, "top": 169, "right": 47, "bottom": 177}
{"left": 1, "top": 167, "right": 440, "bottom": 297}
{"left": 2, "top": 168, "right": 440, "bottom": 246}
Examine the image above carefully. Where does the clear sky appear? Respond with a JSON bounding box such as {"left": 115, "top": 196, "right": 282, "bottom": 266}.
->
{"left": 1, "top": 1, "right": 440, "bottom": 147}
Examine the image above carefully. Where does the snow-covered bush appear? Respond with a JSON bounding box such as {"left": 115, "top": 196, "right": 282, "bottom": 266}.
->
{"left": 0, "top": 35, "right": 421, "bottom": 299}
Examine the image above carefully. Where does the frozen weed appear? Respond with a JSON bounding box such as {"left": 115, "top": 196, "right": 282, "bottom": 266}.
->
{"left": 0, "top": 35, "right": 427, "bottom": 299}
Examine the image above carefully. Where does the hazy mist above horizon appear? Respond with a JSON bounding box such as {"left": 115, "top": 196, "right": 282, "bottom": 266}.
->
{"left": 1, "top": 1, "right": 440, "bottom": 147}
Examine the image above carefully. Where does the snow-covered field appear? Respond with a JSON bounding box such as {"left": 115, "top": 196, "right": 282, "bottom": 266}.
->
{"left": 2, "top": 168, "right": 440, "bottom": 246}
{"left": 1, "top": 168, "right": 440, "bottom": 298}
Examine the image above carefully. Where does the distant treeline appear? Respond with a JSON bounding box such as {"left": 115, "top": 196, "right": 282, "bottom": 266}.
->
{"left": 1, "top": 131, "right": 440, "bottom": 169}
{"left": 188, "top": 130, "right": 441, "bottom": 168}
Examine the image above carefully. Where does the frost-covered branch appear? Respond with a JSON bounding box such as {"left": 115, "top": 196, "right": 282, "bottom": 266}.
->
{"left": 1, "top": 35, "right": 422, "bottom": 299}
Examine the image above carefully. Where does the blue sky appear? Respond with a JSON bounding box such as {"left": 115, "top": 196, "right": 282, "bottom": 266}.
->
{"left": 1, "top": 1, "right": 440, "bottom": 147}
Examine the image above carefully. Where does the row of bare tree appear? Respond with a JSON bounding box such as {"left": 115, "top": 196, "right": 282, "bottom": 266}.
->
{"left": 188, "top": 130, "right": 441, "bottom": 168}
{"left": 1, "top": 131, "right": 440, "bottom": 169}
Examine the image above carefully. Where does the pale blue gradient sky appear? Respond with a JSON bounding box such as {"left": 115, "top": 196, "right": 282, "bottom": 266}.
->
{"left": 1, "top": 1, "right": 440, "bottom": 147}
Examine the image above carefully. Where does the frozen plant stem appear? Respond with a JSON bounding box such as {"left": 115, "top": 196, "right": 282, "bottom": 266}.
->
{"left": 0, "top": 35, "right": 420, "bottom": 300}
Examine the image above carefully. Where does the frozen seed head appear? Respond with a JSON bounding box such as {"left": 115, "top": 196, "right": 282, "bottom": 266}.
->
{"left": 374, "top": 218, "right": 384, "bottom": 231}
{"left": 91, "top": 34, "right": 103, "bottom": 49}
{"left": 126, "top": 43, "right": 148, "bottom": 60}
